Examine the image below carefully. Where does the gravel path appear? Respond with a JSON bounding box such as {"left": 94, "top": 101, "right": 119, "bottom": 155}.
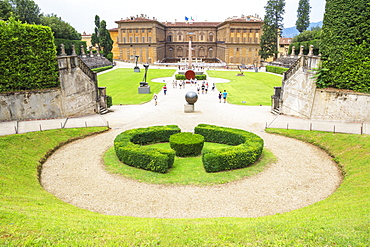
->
{"left": 41, "top": 75, "right": 342, "bottom": 218}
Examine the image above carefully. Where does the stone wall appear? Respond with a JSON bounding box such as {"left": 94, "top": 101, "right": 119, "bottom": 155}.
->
{"left": 280, "top": 55, "right": 370, "bottom": 122}
{"left": 0, "top": 55, "right": 99, "bottom": 121}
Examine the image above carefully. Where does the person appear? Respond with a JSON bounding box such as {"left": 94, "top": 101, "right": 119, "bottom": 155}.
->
{"left": 211, "top": 83, "right": 215, "bottom": 91}
{"left": 163, "top": 85, "right": 167, "bottom": 95}
{"left": 153, "top": 93, "right": 158, "bottom": 106}
{"left": 201, "top": 83, "right": 205, "bottom": 94}
{"left": 222, "top": 90, "right": 228, "bottom": 103}
{"left": 197, "top": 85, "right": 200, "bottom": 94}
{"left": 218, "top": 91, "right": 222, "bottom": 103}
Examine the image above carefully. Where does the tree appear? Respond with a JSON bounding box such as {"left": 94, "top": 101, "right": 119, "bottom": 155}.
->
{"left": 0, "top": 0, "right": 12, "bottom": 21}
{"left": 91, "top": 15, "right": 113, "bottom": 60}
{"left": 289, "top": 28, "right": 321, "bottom": 55}
{"left": 295, "top": 0, "right": 311, "bottom": 33}
{"left": 8, "top": 0, "right": 41, "bottom": 24}
{"left": 91, "top": 15, "right": 100, "bottom": 47}
{"left": 319, "top": 0, "right": 370, "bottom": 92}
{"left": 259, "top": 0, "right": 285, "bottom": 60}
{"left": 41, "top": 14, "right": 81, "bottom": 40}
{"left": 99, "top": 20, "right": 113, "bottom": 57}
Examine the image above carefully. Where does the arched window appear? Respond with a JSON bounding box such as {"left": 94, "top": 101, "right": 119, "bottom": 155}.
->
{"left": 167, "top": 32, "right": 173, "bottom": 42}
{"left": 168, "top": 47, "right": 174, "bottom": 57}
{"left": 208, "top": 47, "right": 214, "bottom": 57}
{"left": 209, "top": 32, "right": 214, "bottom": 42}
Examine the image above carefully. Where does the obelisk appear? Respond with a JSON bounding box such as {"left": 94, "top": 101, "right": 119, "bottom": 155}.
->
{"left": 188, "top": 38, "right": 192, "bottom": 70}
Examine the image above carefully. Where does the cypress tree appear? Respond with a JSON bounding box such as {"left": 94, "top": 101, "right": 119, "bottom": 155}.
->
{"left": 295, "top": 0, "right": 311, "bottom": 33}
{"left": 320, "top": 0, "right": 370, "bottom": 93}
{"left": 259, "top": 0, "right": 286, "bottom": 60}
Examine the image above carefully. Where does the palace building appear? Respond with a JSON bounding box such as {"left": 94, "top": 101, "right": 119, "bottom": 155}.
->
{"left": 109, "top": 14, "right": 263, "bottom": 66}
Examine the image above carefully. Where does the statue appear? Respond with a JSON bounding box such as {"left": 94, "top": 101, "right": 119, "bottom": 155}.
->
{"left": 134, "top": 55, "right": 140, "bottom": 72}
{"left": 138, "top": 64, "right": 151, "bottom": 94}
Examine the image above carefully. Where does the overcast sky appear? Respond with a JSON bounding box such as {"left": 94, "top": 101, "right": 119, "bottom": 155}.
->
{"left": 33, "top": 0, "right": 326, "bottom": 34}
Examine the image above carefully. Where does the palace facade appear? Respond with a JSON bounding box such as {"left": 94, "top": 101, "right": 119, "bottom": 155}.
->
{"left": 109, "top": 14, "right": 263, "bottom": 65}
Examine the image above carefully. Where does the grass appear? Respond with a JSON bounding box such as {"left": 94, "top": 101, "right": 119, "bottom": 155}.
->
{"left": 97, "top": 68, "right": 176, "bottom": 105}
{"left": 1, "top": 127, "right": 369, "bottom": 246}
{"left": 104, "top": 142, "right": 276, "bottom": 186}
{"left": 207, "top": 70, "right": 282, "bottom": 106}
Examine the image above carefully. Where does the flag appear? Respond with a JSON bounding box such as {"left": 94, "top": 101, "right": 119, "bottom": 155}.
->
{"left": 191, "top": 16, "right": 194, "bottom": 21}
{"left": 185, "top": 16, "right": 189, "bottom": 21}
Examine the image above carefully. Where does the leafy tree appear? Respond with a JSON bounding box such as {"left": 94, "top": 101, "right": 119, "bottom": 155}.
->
{"left": 319, "top": 0, "right": 370, "bottom": 92}
{"left": 41, "top": 14, "right": 81, "bottom": 40}
{"left": 0, "top": 0, "right": 12, "bottom": 20}
{"left": 99, "top": 20, "right": 113, "bottom": 57}
{"left": 8, "top": 0, "right": 41, "bottom": 24}
{"left": 259, "top": 0, "right": 285, "bottom": 60}
{"left": 91, "top": 15, "right": 113, "bottom": 60}
{"left": 91, "top": 15, "right": 100, "bottom": 47}
{"left": 289, "top": 27, "right": 321, "bottom": 55}
{"left": 295, "top": 0, "right": 311, "bottom": 33}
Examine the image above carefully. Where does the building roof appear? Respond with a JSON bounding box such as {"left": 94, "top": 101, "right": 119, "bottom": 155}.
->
{"left": 279, "top": 38, "right": 293, "bottom": 45}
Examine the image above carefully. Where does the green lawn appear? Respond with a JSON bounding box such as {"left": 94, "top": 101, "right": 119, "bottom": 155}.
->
{"left": 97, "top": 68, "right": 176, "bottom": 105}
{"left": 207, "top": 70, "right": 282, "bottom": 105}
{"left": 104, "top": 142, "right": 275, "bottom": 186}
{"left": 0, "top": 128, "right": 369, "bottom": 246}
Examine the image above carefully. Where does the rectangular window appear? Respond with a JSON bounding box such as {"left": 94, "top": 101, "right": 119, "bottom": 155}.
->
{"left": 136, "top": 37, "right": 139, "bottom": 43}
{"left": 142, "top": 37, "right": 146, "bottom": 43}
{"left": 148, "top": 37, "right": 152, "bottom": 43}
{"left": 130, "top": 37, "right": 133, "bottom": 43}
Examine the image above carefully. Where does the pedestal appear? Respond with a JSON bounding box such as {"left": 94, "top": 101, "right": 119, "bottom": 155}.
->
{"left": 184, "top": 103, "right": 195, "bottom": 113}
{"left": 138, "top": 86, "right": 150, "bottom": 94}
{"left": 134, "top": 67, "right": 140, "bottom": 72}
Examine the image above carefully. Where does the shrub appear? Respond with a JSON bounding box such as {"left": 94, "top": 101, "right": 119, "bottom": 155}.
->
{"left": 170, "top": 132, "right": 204, "bottom": 157}
{"left": 106, "top": 95, "right": 113, "bottom": 108}
{"left": 266, "top": 65, "right": 289, "bottom": 75}
{"left": 92, "top": 66, "right": 113, "bottom": 73}
{"left": 114, "top": 125, "right": 180, "bottom": 173}
{"left": 0, "top": 18, "right": 59, "bottom": 92}
{"left": 195, "top": 124, "right": 264, "bottom": 172}
{"left": 175, "top": 74, "right": 207, "bottom": 80}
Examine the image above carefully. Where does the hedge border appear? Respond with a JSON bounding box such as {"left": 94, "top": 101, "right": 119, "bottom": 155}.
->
{"left": 114, "top": 125, "right": 181, "bottom": 173}
{"left": 114, "top": 124, "right": 264, "bottom": 173}
{"left": 195, "top": 124, "right": 264, "bottom": 172}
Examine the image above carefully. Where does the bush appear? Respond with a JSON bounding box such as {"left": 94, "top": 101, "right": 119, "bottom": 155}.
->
{"left": 170, "top": 132, "right": 204, "bottom": 157}
{"left": 175, "top": 74, "right": 207, "bottom": 80}
{"left": 114, "top": 125, "right": 180, "bottom": 173}
{"left": 266, "top": 65, "right": 289, "bottom": 75}
{"left": 195, "top": 124, "right": 264, "bottom": 172}
{"left": 92, "top": 66, "right": 113, "bottom": 73}
{"left": 106, "top": 95, "right": 112, "bottom": 108}
{"left": 0, "top": 18, "right": 59, "bottom": 92}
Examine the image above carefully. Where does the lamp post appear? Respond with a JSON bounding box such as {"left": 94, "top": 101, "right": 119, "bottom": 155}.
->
{"left": 134, "top": 55, "right": 140, "bottom": 72}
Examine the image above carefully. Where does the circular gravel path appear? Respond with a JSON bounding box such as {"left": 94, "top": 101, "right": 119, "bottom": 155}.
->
{"left": 41, "top": 74, "right": 342, "bottom": 218}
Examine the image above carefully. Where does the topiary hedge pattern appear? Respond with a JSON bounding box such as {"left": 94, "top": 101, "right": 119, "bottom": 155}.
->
{"left": 114, "top": 125, "right": 180, "bottom": 173}
{"left": 195, "top": 124, "right": 264, "bottom": 172}
{"left": 170, "top": 132, "right": 204, "bottom": 157}
{"left": 114, "top": 124, "right": 264, "bottom": 173}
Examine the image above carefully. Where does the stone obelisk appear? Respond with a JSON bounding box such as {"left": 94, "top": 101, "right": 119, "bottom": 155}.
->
{"left": 188, "top": 38, "right": 192, "bottom": 70}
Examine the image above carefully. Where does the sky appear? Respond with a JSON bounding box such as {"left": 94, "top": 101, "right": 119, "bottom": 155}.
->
{"left": 33, "top": 0, "right": 326, "bottom": 34}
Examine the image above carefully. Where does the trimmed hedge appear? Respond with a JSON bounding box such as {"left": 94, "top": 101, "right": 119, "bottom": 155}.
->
{"left": 114, "top": 125, "right": 180, "bottom": 173}
{"left": 175, "top": 74, "right": 207, "bottom": 80}
{"left": 195, "top": 124, "right": 264, "bottom": 172}
{"left": 0, "top": 18, "right": 59, "bottom": 92}
{"left": 170, "top": 132, "right": 204, "bottom": 157}
{"left": 92, "top": 65, "right": 113, "bottom": 73}
{"left": 266, "top": 65, "right": 289, "bottom": 75}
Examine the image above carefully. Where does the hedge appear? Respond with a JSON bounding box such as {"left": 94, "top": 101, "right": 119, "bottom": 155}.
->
{"left": 175, "top": 74, "right": 207, "bottom": 80}
{"left": 195, "top": 124, "right": 264, "bottom": 172}
{"left": 114, "top": 125, "right": 180, "bottom": 173}
{"left": 92, "top": 65, "right": 113, "bottom": 73}
{"left": 266, "top": 65, "right": 289, "bottom": 75}
{"left": 54, "top": 38, "right": 87, "bottom": 56}
{"left": 170, "top": 132, "right": 204, "bottom": 157}
{"left": 0, "top": 18, "right": 59, "bottom": 92}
